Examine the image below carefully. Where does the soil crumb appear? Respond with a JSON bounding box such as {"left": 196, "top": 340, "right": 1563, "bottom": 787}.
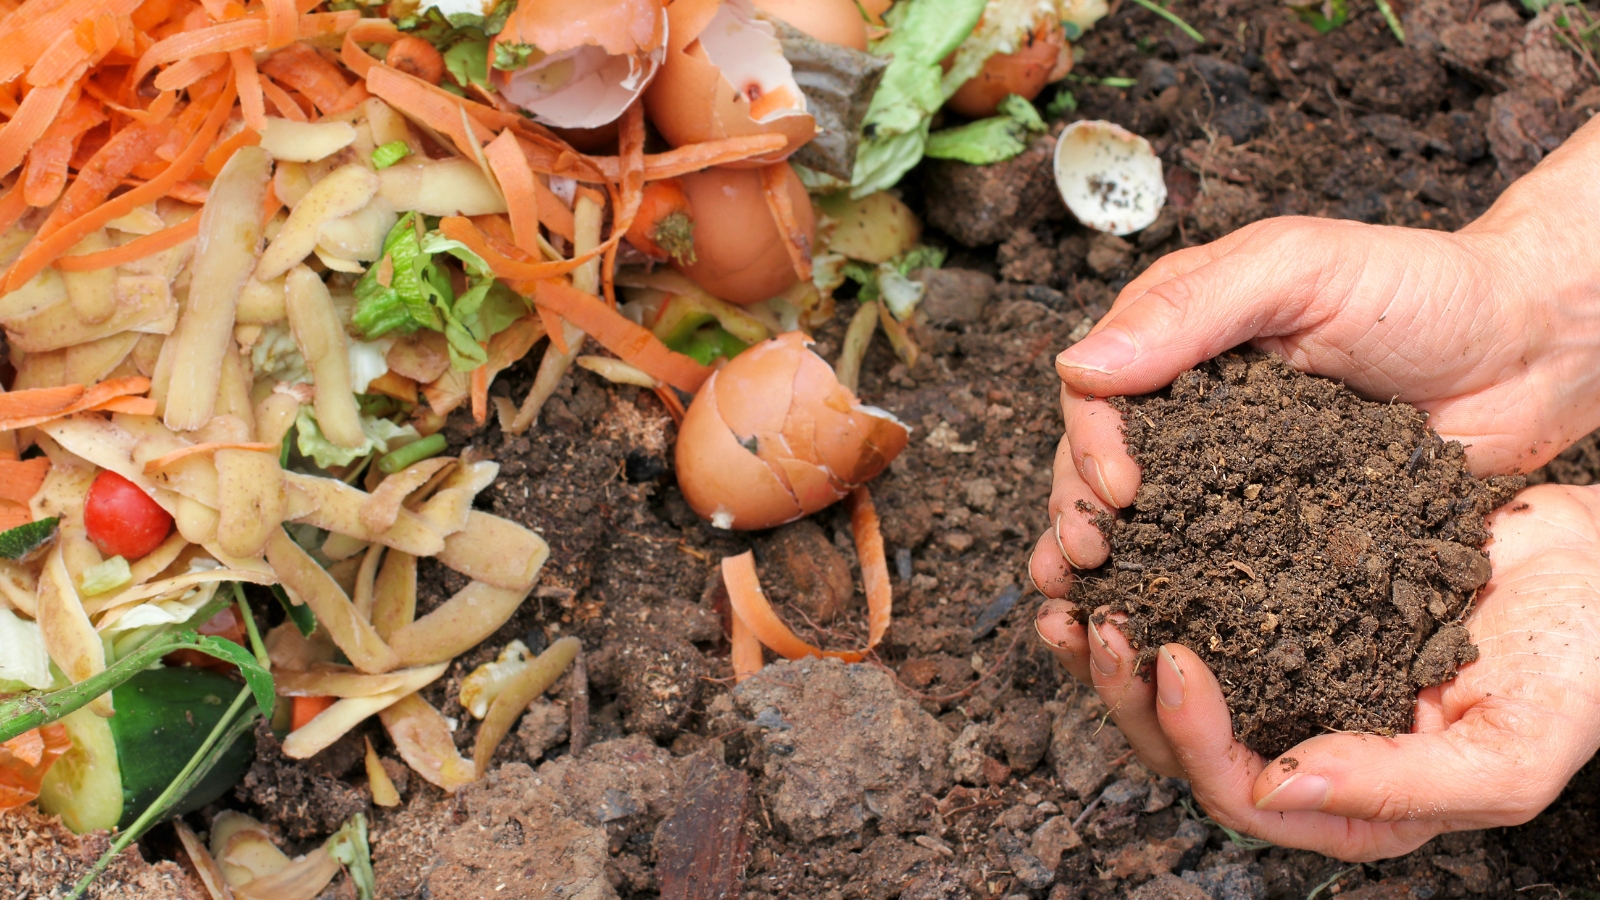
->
{"left": 1075, "top": 350, "right": 1523, "bottom": 757}
{"left": 0, "top": 805, "right": 202, "bottom": 899}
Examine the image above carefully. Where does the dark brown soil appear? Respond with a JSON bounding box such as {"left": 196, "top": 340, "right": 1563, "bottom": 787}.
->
{"left": 1072, "top": 351, "right": 1523, "bottom": 757}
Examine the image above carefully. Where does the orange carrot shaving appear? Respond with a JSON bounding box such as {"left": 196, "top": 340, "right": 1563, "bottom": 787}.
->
{"left": 484, "top": 130, "right": 541, "bottom": 255}
{"left": 230, "top": 48, "right": 266, "bottom": 131}
{"left": 291, "top": 695, "right": 336, "bottom": 731}
{"left": 720, "top": 487, "right": 891, "bottom": 665}
{"left": 365, "top": 63, "right": 495, "bottom": 159}
{"left": 0, "top": 458, "right": 51, "bottom": 505}
{"left": 21, "top": 95, "right": 106, "bottom": 207}
{"left": 258, "top": 75, "right": 308, "bottom": 120}
{"left": 532, "top": 278, "right": 712, "bottom": 393}
{"left": 367, "top": 370, "right": 418, "bottom": 403}
{"left": 384, "top": 36, "right": 444, "bottom": 86}
{"left": 0, "top": 185, "right": 29, "bottom": 237}
{"left": 0, "top": 503, "right": 33, "bottom": 533}
{"left": 338, "top": 18, "right": 400, "bottom": 79}
{"left": 0, "top": 385, "right": 87, "bottom": 420}
{"left": 437, "top": 216, "right": 593, "bottom": 285}
{"left": 92, "top": 396, "right": 158, "bottom": 415}
{"left": 203, "top": 125, "right": 259, "bottom": 177}
{"left": 167, "top": 181, "right": 210, "bottom": 205}
{"left": 6, "top": 75, "right": 234, "bottom": 292}
{"left": 152, "top": 51, "right": 227, "bottom": 91}
{"left": 264, "top": 0, "right": 295, "bottom": 50}
{"left": 327, "top": 80, "right": 368, "bottom": 114}
{"left": 652, "top": 384, "right": 686, "bottom": 425}
{"left": 730, "top": 602, "right": 764, "bottom": 683}
{"left": 537, "top": 305, "right": 570, "bottom": 355}
{"left": 0, "top": 724, "right": 72, "bottom": 812}
{"left": 581, "top": 133, "right": 789, "bottom": 183}
{"left": 0, "top": 78, "right": 75, "bottom": 180}
{"left": 132, "top": 10, "right": 357, "bottom": 86}
{"left": 761, "top": 162, "right": 812, "bottom": 282}
{"left": 260, "top": 42, "right": 350, "bottom": 113}
{"left": 27, "top": 23, "right": 94, "bottom": 89}
{"left": 469, "top": 357, "right": 489, "bottom": 425}
{"left": 0, "top": 0, "right": 142, "bottom": 86}
{"left": 142, "top": 441, "right": 276, "bottom": 474}
{"left": 31, "top": 121, "right": 173, "bottom": 239}
{"left": 0, "top": 376, "right": 152, "bottom": 431}
{"left": 45, "top": 218, "right": 194, "bottom": 270}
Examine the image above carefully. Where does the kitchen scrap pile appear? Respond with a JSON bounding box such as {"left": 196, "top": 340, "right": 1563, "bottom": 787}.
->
{"left": 0, "top": 0, "right": 1116, "bottom": 894}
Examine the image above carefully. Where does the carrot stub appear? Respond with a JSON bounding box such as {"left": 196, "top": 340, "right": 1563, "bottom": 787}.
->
{"left": 0, "top": 724, "right": 72, "bottom": 811}
{"left": 291, "top": 695, "right": 337, "bottom": 731}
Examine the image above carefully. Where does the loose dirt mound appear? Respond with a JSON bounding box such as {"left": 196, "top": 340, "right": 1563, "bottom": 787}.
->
{"left": 1075, "top": 351, "right": 1523, "bottom": 757}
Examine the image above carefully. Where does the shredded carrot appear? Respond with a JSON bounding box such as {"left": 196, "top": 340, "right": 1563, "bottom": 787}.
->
{"left": 437, "top": 216, "right": 593, "bottom": 286}
{"left": 338, "top": 17, "right": 400, "bottom": 79}
{"left": 264, "top": 0, "right": 295, "bottom": 50}
{"left": 730, "top": 602, "right": 764, "bottom": 683}
{"left": 27, "top": 24, "right": 94, "bottom": 89}
{"left": 848, "top": 486, "right": 893, "bottom": 650}
{"left": 327, "top": 80, "right": 368, "bottom": 114}
{"left": 0, "top": 385, "right": 87, "bottom": 420}
{"left": 0, "top": 0, "right": 142, "bottom": 87}
{"left": 0, "top": 78, "right": 75, "bottom": 180}
{"left": 258, "top": 75, "right": 308, "bottom": 120}
{"left": 230, "top": 48, "right": 266, "bottom": 131}
{"left": 532, "top": 278, "right": 712, "bottom": 393}
{"left": 291, "top": 695, "right": 336, "bottom": 731}
{"left": 203, "top": 125, "right": 259, "bottom": 177}
{"left": 260, "top": 42, "right": 349, "bottom": 113}
{"left": 0, "top": 458, "right": 51, "bottom": 505}
{"left": 5, "top": 74, "right": 234, "bottom": 292}
{"left": 142, "top": 441, "right": 276, "bottom": 474}
{"left": 167, "top": 181, "right": 210, "bottom": 205}
{"left": 0, "top": 376, "right": 152, "bottom": 431}
{"left": 21, "top": 95, "right": 106, "bottom": 207}
{"left": 0, "top": 185, "right": 29, "bottom": 237}
{"left": 537, "top": 306, "right": 570, "bottom": 355}
{"left": 30, "top": 122, "right": 174, "bottom": 240}
{"left": 0, "top": 503, "right": 32, "bottom": 533}
{"left": 92, "top": 396, "right": 158, "bottom": 415}
{"left": 132, "top": 10, "right": 357, "bottom": 86}
{"left": 365, "top": 63, "right": 495, "bottom": 159}
{"left": 761, "top": 162, "right": 812, "bottom": 283}
{"left": 469, "top": 357, "right": 489, "bottom": 425}
{"left": 153, "top": 51, "right": 227, "bottom": 91}
{"left": 585, "top": 134, "right": 789, "bottom": 183}
{"left": 484, "top": 130, "right": 541, "bottom": 255}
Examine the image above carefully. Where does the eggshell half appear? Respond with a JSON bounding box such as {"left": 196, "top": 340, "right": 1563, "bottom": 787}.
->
{"left": 643, "top": 0, "right": 817, "bottom": 164}
{"left": 492, "top": 0, "right": 667, "bottom": 130}
{"left": 1053, "top": 120, "right": 1166, "bottom": 235}
{"left": 675, "top": 163, "right": 814, "bottom": 306}
{"left": 946, "top": 18, "right": 1066, "bottom": 119}
{"left": 676, "top": 332, "right": 909, "bottom": 530}
{"left": 751, "top": 0, "right": 869, "bottom": 50}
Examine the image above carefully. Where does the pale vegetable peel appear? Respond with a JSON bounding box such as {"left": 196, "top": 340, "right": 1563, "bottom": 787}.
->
{"left": 472, "top": 636, "right": 579, "bottom": 776}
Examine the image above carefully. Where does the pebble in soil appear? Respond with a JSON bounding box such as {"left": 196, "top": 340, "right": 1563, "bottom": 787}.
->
{"left": 1072, "top": 350, "right": 1524, "bottom": 758}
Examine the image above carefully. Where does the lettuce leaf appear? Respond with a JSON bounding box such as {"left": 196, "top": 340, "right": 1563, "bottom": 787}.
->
{"left": 354, "top": 214, "right": 528, "bottom": 371}
{"left": 296, "top": 406, "right": 420, "bottom": 469}
{"left": 925, "top": 93, "right": 1048, "bottom": 165}
{"left": 0, "top": 606, "right": 52, "bottom": 690}
{"left": 851, "top": 0, "right": 987, "bottom": 197}
{"left": 844, "top": 244, "right": 948, "bottom": 319}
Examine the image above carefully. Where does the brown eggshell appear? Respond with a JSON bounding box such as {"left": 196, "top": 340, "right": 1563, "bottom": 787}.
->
{"left": 675, "top": 332, "right": 909, "bottom": 530}
{"left": 492, "top": 0, "right": 666, "bottom": 130}
{"left": 751, "top": 0, "right": 869, "bottom": 50}
{"left": 643, "top": 0, "right": 817, "bottom": 164}
{"left": 674, "top": 163, "right": 814, "bottom": 306}
{"left": 676, "top": 370, "right": 804, "bottom": 529}
{"left": 946, "top": 18, "right": 1066, "bottom": 119}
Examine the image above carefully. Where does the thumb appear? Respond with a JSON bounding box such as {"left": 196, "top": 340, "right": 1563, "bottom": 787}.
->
{"left": 1056, "top": 218, "right": 1340, "bottom": 397}
{"left": 1252, "top": 701, "right": 1577, "bottom": 827}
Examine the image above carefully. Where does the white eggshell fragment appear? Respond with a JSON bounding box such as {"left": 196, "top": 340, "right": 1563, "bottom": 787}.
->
{"left": 1053, "top": 120, "right": 1166, "bottom": 235}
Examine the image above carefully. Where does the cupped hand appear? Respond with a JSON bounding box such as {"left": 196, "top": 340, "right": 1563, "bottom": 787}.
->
{"left": 1035, "top": 483, "right": 1600, "bottom": 861}
{"left": 1027, "top": 116, "right": 1600, "bottom": 594}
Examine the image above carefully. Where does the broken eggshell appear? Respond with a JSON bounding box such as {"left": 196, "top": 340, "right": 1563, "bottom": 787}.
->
{"left": 751, "top": 0, "right": 869, "bottom": 50}
{"left": 644, "top": 0, "right": 818, "bottom": 164}
{"left": 1053, "top": 120, "right": 1166, "bottom": 235}
{"left": 675, "top": 162, "right": 814, "bottom": 305}
{"left": 491, "top": 0, "right": 667, "bottom": 130}
{"left": 675, "top": 332, "right": 909, "bottom": 530}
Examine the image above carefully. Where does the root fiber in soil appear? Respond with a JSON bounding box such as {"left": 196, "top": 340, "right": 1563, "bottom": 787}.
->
{"left": 1074, "top": 350, "right": 1524, "bottom": 757}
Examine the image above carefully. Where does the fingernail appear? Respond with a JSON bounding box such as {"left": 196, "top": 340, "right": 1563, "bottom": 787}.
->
{"left": 1157, "top": 646, "right": 1185, "bottom": 709}
{"left": 1026, "top": 547, "right": 1043, "bottom": 595}
{"left": 1255, "top": 773, "right": 1331, "bottom": 812}
{"left": 1034, "top": 599, "right": 1075, "bottom": 649}
{"left": 1053, "top": 512, "right": 1071, "bottom": 563}
{"left": 1082, "top": 454, "right": 1119, "bottom": 509}
{"left": 1089, "top": 619, "right": 1121, "bottom": 676}
{"left": 1058, "top": 329, "right": 1138, "bottom": 375}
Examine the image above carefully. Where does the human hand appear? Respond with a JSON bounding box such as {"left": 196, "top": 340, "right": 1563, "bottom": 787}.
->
{"left": 1035, "top": 483, "right": 1600, "bottom": 860}
{"left": 1027, "top": 116, "right": 1600, "bottom": 592}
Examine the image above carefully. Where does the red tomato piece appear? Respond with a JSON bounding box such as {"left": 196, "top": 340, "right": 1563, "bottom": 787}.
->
{"left": 83, "top": 470, "right": 173, "bottom": 560}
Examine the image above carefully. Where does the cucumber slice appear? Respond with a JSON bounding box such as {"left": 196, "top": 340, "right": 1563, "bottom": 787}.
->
{"left": 107, "top": 667, "right": 257, "bottom": 828}
{"left": 36, "top": 706, "right": 124, "bottom": 834}
{"left": 36, "top": 667, "right": 257, "bottom": 833}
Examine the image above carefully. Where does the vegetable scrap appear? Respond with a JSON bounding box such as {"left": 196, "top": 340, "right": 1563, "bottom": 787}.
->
{"left": 0, "top": 0, "right": 1132, "bottom": 890}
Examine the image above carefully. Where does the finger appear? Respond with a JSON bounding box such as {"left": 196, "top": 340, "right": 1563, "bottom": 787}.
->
{"left": 1063, "top": 387, "right": 1140, "bottom": 509}
{"left": 1251, "top": 699, "right": 1581, "bottom": 827}
{"left": 1086, "top": 613, "right": 1182, "bottom": 776}
{"left": 1154, "top": 643, "right": 1439, "bottom": 860}
{"left": 1035, "top": 597, "right": 1092, "bottom": 684}
{"left": 1056, "top": 218, "right": 1336, "bottom": 398}
{"left": 1029, "top": 528, "right": 1073, "bottom": 599}
{"left": 1048, "top": 433, "right": 1113, "bottom": 569}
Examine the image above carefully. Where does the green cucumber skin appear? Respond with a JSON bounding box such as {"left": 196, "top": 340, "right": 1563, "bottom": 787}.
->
{"left": 109, "top": 668, "right": 256, "bottom": 829}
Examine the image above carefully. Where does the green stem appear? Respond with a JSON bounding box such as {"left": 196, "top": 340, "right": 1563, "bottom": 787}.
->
{"left": 1127, "top": 0, "right": 1206, "bottom": 43}
{"left": 1372, "top": 0, "right": 1406, "bottom": 43}
{"left": 232, "top": 582, "right": 270, "bottom": 667}
{"left": 378, "top": 433, "right": 448, "bottom": 474}
{"left": 69, "top": 688, "right": 258, "bottom": 900}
